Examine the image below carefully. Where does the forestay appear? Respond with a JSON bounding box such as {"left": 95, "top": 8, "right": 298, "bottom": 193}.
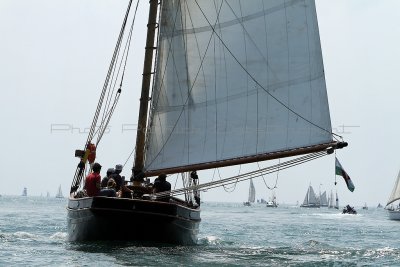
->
{"left": 144, "top": 0, "right": 333, "bottom": 172}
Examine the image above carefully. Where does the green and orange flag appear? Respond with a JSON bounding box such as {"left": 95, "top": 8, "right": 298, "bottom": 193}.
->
{"left": 335, "top": 157, "right": 355, "bottom": 192}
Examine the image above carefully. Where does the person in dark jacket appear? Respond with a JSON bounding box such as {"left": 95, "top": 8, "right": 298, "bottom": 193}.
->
{"left": 153, "top": 174, "right": 171, "bottom": 201}
{"left": 101, "top": 168, "right": 115, "bottom": 188}
{"left": 111, "top": 164, "right": 124, "bottom": 191}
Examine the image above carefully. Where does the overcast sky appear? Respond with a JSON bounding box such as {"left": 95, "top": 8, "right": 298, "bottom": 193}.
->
{"left": 1, "top": 0, "right": 400, "bottom": 207}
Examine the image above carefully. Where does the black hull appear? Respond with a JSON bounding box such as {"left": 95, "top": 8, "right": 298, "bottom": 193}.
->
{"left": 67, "top": 197, "right": 200, "bottom": 245}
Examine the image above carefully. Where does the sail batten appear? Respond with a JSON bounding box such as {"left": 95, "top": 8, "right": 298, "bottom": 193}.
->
{"left": 144, "top": 0, "right": 333, "bottom": 172}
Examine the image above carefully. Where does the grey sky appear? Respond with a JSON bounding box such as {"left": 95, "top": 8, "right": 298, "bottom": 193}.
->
{"left": 1, "top": 1, "right": 399, "bottom": 207}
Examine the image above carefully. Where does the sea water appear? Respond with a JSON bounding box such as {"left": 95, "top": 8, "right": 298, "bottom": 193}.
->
{"left": 0, "top": 196, "right": 399, "bottom": 266}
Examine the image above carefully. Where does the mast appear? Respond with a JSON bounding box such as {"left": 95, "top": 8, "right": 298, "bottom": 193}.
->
{"left": 134, "top": 0, "right": 159, "bottom": 173}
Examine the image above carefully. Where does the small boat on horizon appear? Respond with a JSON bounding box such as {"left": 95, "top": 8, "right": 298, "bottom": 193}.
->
{"left": 21, "top": 187, "right": 27, "bottom": 197}
{"left": 266, "top": 190, "right": 278, "bottom": 208}
{"left": 56, "top": 185, "right": 64, "bottom": 199}
{"left": 342, "top": 205, "right": 357, "bottom": 214}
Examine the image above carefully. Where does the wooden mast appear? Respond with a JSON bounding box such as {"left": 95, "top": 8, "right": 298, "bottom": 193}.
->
{"left": 134, "top": 0, "right": 159, "bottom": 174}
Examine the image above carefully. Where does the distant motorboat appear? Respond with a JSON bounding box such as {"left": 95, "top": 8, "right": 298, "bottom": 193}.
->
{"left": 266, "top": 190, "right": 278, "bottom": 208}
{"left": 342, "top": 205, "right": 357, "bottom": 214}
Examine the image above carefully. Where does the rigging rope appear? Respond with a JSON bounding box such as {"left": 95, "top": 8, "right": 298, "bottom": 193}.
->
{"left": 95, "top": 0, "right": 140, "bottom": 146}
{"left": 70, "top": 0, "right": 138, "bottom": 193}
{"left": 152, "top": 151, "right": 328, "bottom": 199}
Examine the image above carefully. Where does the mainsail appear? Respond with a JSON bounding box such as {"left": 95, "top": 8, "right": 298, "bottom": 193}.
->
{"left": 328, "top": 190, "right": 334, "bottom": 208}
{"left": 143, "top": 0, "right": 335, "bottom": 175}
{"left": 320, "top": 191, "right": 328, "bottom": 206}
{"left": 386, "top": 169, "right": 400, "bottom": 206}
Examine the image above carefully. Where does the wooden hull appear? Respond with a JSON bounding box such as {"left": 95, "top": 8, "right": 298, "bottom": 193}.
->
{"left": 388, "top": 210, "right": 400, "bottom": 220}
{"left": 67, "top": 196, "right": 200, "bottom": 245}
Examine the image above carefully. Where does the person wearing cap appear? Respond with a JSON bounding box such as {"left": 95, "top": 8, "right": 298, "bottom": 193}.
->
{"left": 111, "top": 164, "right": 133, "bottom": 197}
{"left": 101, "top": 168, "right": 115, "bottom": 188}
{"left": 111, "top": 164, "right": 124, "bottom": 191}
{"left": 84, "top": 162, "right": 102, "bottom": 197}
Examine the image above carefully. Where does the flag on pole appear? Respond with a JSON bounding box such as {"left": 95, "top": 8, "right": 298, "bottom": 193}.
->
{"left": 335, "top": 157, "right": 355, "bottom": 192}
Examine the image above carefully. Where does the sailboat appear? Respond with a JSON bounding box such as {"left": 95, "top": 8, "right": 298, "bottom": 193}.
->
{"left": 56, "top": 185, "right": 64, "bottom": 199}
{"left": 300, "top": 185, "right": 320, "bottom": 208}
{"left": 328, "top": 190, "right": 334, "bottom": 208}
{"left": 243, "top": 179, "right": 256, "bottom": 206}
{"left": 335, "top": 191, "right": 339, "bottom": 209}
{"left": 319, "top": 191, "right": 328, "bottom": 207}
{"left": 67, "top": 0, "right": 347, "bottom": 244}
{"left": 266, "top": 190, "right": 278, "bottom": 208}
{"left": 21, "top": 187, "right": 27, "bottom": 197}
{"left": 386, "top": 169, "right": 400, "bottom": 220}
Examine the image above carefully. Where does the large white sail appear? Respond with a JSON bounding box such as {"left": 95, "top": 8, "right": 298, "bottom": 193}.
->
{"left": 387, "top": 169, "right": 400, "bottom": 206}
{"left": 320, "top": 191, "right": 328, "bottom": 206}
{"left": 144, "top": 0, "right": 333, "bottom": 172}
{"left": 248, "top": 179, "right": 256, "bottom": 203}
{"left": 302, "top": 187, "right": 311, "bottom": 206}
{"left": 328, "top": 190, "right": 334, "bottom": 208}
{"left": 308, "top": 186, "right": 318, "bottom": 205}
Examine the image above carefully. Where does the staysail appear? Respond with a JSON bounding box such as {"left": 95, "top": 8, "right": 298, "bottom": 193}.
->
{"left": 143, "top": 0, "right": 335, "bottom": 175}
{"left": 387, "top": 169, "right": 400, "bottom": 206}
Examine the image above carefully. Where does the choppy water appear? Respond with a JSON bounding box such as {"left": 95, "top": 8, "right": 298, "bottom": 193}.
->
{"left": 0, "top": 196, "right": 399, "bottom": 266}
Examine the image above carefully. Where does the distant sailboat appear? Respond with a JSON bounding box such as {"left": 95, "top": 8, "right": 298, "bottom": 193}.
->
{"left": 243, "top": 179, "right": 256, "bottom": 206}
{"left": 386, "top": 168, "right": 400, "bottom": 220}
{"left": 328, "top": 190, "right": 334, "bottom": 209}
{"left": 300, "top": 185, "right": 320, "bottom": 208}
{"left": 21, "top": 187, "right": 27, "bottom": 197}
{"left": 56, "top": 185, "right": 64, "bottom": 199}
{"left": 335, "top": 191, "right": 339, "bottom": 209}
{"left": 319, "top": 191, "right": 328, "bottom": 207}
{"left": 362, "top": 203, "right": 368, "bottom": 210}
